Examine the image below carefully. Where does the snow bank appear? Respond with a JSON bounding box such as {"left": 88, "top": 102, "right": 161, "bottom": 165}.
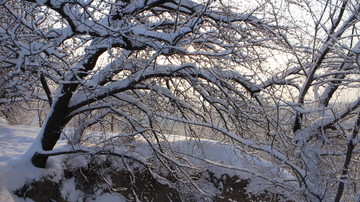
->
{"left": 142, "top": 134, "right": 295, "bottom": 196}
{"left": 0, "top": 125, "right": 39, "bottom": 201}
{"left": 0, "top": 125, "right": 66, "bottom": 202}
{"left": 0, "top": 125, "right": 296, "bottom": 201}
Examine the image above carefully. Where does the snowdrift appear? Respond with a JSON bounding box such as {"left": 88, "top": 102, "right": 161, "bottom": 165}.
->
{"left": 0, "top": 125, "right": 297, "bottom": 201}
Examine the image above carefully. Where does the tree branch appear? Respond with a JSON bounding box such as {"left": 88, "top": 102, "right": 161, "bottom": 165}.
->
{"left": 40, "top": 73, "right": 52, "bottom": 106}
{"left": 334, "top": 111, "right": 360, "bottom": 202}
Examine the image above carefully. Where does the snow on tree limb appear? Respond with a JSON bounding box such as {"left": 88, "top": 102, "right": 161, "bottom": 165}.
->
{"left": 2, "top": 0, "right": 360, "bottom": 200}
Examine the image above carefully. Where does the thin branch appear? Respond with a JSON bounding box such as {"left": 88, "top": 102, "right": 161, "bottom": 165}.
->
{"left": 334, "top": 111, "right": 360, "bottom": 202}
{"left": 40, "top": 73, "right": 52, "bottom": 106}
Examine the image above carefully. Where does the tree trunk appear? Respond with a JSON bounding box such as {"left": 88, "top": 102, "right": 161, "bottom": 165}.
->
{"left": 31, "top": 92, "right": 72, "bottom": 168}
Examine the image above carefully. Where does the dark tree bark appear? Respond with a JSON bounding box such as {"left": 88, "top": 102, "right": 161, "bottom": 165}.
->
{"left": 334, "top": 112, "right": 360, "bottom": 202}
{"left": 31, "top": 92, "right": 72, "bottom": 168}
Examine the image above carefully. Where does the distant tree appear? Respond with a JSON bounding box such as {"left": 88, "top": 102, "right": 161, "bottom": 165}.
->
{"left": 252, "top": 1, "right": 360, "bottom": 201}
{"left": 0, "top": 0, "right": 50, "bottom": 125}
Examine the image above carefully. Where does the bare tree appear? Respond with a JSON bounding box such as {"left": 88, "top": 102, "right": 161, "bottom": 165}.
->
{"left": 249, "top": 0, "right": 360, "bottom": 200}
{"left": 2, "top": 0, "right": 360, "bottom": 200}
{"left": 0, "top": 0, "right": 277, "bottom": 168}
{"left": 0, "top": 0, "right": 50, "bottom": 126}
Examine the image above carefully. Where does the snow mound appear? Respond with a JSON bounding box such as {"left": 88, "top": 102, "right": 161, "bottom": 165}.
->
{"left": 0, "top": 125, "right": 296, "bottom": 201}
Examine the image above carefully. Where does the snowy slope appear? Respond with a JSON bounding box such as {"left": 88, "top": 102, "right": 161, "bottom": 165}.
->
{"left": 0, "top": 125, "right": 40, "bottom": 201}
{"left": 0, "top": 124, "right": 296, "bottom": 201}
{"left": 0, "top": 125, "right": 39, "bottom": 167}
{"left": 0, "top": 125, "right": 125, "bottom": 202}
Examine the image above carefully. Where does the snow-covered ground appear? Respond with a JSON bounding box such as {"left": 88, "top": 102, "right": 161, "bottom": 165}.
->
{"left": 0, "top": 125, "right": 39, "bottom": 167}
{"left": 0, "top": 124, "right": 296, "bottom": 201}
{"left": 0, "top": 124, "right": 127, "bottom": 202}
{"left": 0, "top": 124, "right": 40, "bottom": 201}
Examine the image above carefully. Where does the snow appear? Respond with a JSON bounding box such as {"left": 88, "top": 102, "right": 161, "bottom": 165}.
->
{"left": 0, "top": 125, "right": 67, "bottom": 202}
{"left": 0, "top": 125, "right": 37, "bottom": 166}
{"left": 36, "top": 0, "right": 46, "bottom": 5}
{"left": 0, "top": 125, "right": 141, "bottom": 201}
{"left": 161, "top": 135, "right": 288, "bottom": 178}
{"left": 88, "top": 193, "right": 125, "bottom": 202}
{"left": 0, "top": 124, "right": 295, "bottom": 201}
